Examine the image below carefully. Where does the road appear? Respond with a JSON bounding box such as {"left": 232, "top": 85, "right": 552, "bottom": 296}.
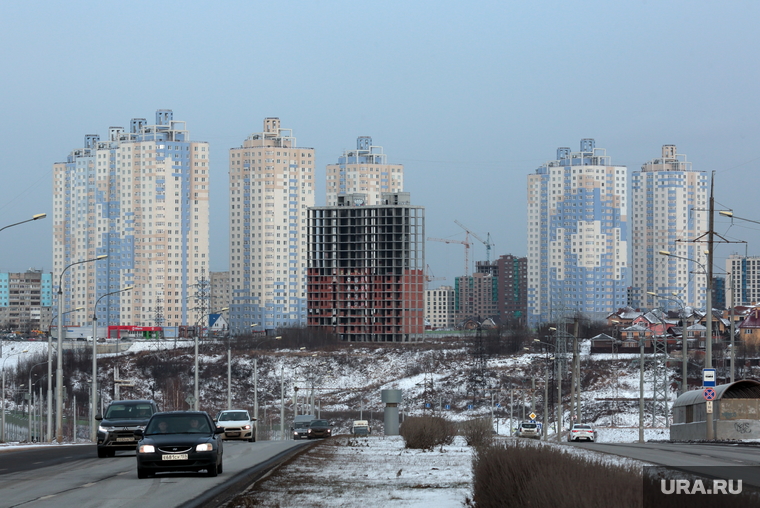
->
{"left": 0, "top": 439, "right": 309, "bottom": 508}
{"left": 568, "top": 440, "right": 760, "bottom": 486}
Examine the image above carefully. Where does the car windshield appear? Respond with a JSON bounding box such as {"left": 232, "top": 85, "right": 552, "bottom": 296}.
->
{"left": 310, "top": 420, "right": 328, "bottom": 427}
{"left": 521, "top": 423, "right": 537, "bottom": 428}
{"left": 104, "top": 404, "right": 153, "bottom": 419}
{"left": 145, "top": 415, "right": 211, "bottom": 434}
{"left": 575, "top": 425, "right": 592, "bottom": 430}
{"left": 294, "top": 421, "right": 309, "bottom": 428}
{"left": 219, "top": 411, "right": 249, "bottom": 421}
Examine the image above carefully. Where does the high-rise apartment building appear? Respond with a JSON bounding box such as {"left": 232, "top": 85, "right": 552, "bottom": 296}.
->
{"left": 527, "top": 139, "right": 628, "bottom": 326}
{"left": 308, "top": 192, "right": 425, "bottom": 342}
{"left": 425, "top": 285, "right": 455, "bottom": 330}
{"left": 726, "top": 255, "right": 760, "bottom": 308}
{"left": 476, "top": 255, "right": 528, "bottom": 326}
{"left": 53, "top": 110, "right": 209, "bottom": 331}
{"left": 454, "top": 272, "right": 498, "bottom": 323}
{"left": 228, "top": 118, "right": 314, "bottom": 333}
{"left": 326, "top": 137, "right": 403, "bottom": 206}
{"left": 632, "top": 145, "right": 707, "bottom": 311}
{"left": 0, "top": 269, "right": 53, "bottom": 333}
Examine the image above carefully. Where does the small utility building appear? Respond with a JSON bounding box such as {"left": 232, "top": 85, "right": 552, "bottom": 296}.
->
{"left": 671, "top": 380, "right": 760, "bottom": 440}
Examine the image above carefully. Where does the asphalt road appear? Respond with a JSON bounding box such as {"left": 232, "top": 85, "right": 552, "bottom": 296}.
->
{"left": 568, "top": 440, "right": 760, "bottom": 486}
{"left": 0, "top": 439, "right": 309, "bottom": 508}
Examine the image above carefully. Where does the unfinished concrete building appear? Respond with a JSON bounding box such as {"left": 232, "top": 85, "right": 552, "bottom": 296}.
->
{"left": 307, "top": 192, "right": 425, "bottom": 342}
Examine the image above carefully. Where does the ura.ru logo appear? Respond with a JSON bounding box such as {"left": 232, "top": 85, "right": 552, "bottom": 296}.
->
{"left": 660, "top": 479, "right": 742, "bottom": 495}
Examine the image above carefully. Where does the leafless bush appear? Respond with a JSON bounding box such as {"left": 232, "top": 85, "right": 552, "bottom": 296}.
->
{"left": 472, "top": 441, "right": 641, "bottom": 508}
{"left": 459, "top": 418, "right": 493, "bottom": 447}
{"left": 399, "top": 415, "right": 456, "bottom": 450}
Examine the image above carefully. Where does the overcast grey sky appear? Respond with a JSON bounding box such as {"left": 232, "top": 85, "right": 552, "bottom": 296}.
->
{"left": 1, "top": 0, "right": 758, "bottom": 286}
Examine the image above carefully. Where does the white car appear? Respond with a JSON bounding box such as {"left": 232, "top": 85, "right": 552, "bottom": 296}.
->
{"left": 567, "top": 423, "right": 597, "bottom": 442}
{"left": 215, "top": 409, "right": 255, "bottom": 442}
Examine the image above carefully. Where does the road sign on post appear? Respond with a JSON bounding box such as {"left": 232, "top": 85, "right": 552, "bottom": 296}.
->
{"left": 703, "top": 388, "right": 716, "bottom": 401}
{"left": 703, "top": 368, "right": 716, "bottom": 387}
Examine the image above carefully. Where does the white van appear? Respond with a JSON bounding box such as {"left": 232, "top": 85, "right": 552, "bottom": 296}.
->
{"left": 351, "top": 420, "right": 370, "bottom": 436}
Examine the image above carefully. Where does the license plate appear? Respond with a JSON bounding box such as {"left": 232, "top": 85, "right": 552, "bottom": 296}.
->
{"left": 116, "top": 437, "right": 134, "bottom": 442}
{"left": 161, "top": 454, "right": 188, "bottom": 461}
{"left": 226, "top": 432, "right": 240, "bottom": 437}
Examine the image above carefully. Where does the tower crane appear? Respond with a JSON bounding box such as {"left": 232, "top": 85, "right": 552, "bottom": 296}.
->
{"left": 454, "top": 220, "right": 495, "bottom": 263}
{"left": 427, "top": 236, "right": 471, "bottom": 277}
{"left": 424, "top": 264, "right": 446, "bottom": 290}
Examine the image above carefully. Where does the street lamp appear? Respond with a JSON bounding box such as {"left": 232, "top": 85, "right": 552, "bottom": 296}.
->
{"left": 28, "top": 360, "right": 47, "bottom": 441}
{"left": 0, "top": 213, "right": 46, "bottom": 234}
{"left": 56, "top": 254, "right": 108, "bottom": 443}
{"left": 250, "top": 334, "right": 282, "bottom": 439}
{"left": 659, "top": 249, "right": 713, "bottom": 440}
{"left": 47, "top": 306, "right": 83, "bottom": 442}
{"left": 1, "top": 347, "right": 28, "bottom": 442}
{"left": 195, "top": 307, "right": 228, "bottom": 411}
{"left": 90, "top": 286, "right": 133, "bottom": 441}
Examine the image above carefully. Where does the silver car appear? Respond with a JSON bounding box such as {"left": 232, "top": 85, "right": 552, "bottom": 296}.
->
{"left": 215, "top": 409, "right": 255, "bottom": 442}
{"left": 568, "top": 423, "right": 597, "bottom": 442}
{"left": 516, "top": 421, "right": 540, "bottom": 439}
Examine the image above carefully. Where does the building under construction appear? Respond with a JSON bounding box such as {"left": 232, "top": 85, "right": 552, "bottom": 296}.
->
{"left": 307, "top": 192, "right": 425, "bottom": 342}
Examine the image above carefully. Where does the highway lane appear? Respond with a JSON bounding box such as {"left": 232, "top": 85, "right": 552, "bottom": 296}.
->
{"left": 0, "top": 440, "right": 309, "bottom": 508}
{"left": 568, "top": 441, "right": 760, "bottom": 486}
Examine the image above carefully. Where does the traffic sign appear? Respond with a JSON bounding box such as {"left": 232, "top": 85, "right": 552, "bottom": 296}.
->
{"left": 703, "top": 388, "right": 716, "bottom": 401}
{"left": 706, "top": 401, "right": 714, "bottom": 413}
{"left": 703, "top": 368, "right": 716, "bottom": 387}
{"left": 467, "top": 404, "right": 473, "bottom": 410}
{"left": 529, "top": 412, "right": 537, "bottom": 420}
{"left": 444, "top": 404, "right": 450, "bottom": 410}
{"left": 495, "top": 403, "right": 501, "bottom": 408}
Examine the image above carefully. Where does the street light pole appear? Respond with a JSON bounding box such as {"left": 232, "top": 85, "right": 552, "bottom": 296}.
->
{"left": 48, "top": 307, "right": 83, "bottom": 442}
{"left": 0, "top": 213, "right": 46, "bottom": 234}
{"left": 90, "top": 286, "right": 133, "bottom": 441}
{"left": 57, "top": 255, "right": 107, "bottom": 443}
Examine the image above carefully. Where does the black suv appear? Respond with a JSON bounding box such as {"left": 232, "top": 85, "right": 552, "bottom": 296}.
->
{"left": 96, "top": 400, "right": 158, "bottom": 457}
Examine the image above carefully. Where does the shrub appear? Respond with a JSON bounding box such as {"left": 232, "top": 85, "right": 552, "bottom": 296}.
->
{"left": 472, "top": 441, "right": 641, "bottom": 508}
{"left": 399, "top": 415, "right": 456, "bottom": 450}
{"left": 460, "top": 417, "right": 493, "bottom": 447}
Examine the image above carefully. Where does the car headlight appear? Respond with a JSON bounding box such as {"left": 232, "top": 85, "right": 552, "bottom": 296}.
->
{"left": 196, "top": 443, "right": 213, "bottom": 452}
{"left": 99, "top": 425, "right": 114, "bottom": 433}
{"left": 307, "top": 429, "right": 312, "bottom": 433}
{"left": 138, "top": 445, "right": 155, "bottom": 453}
{"left": 242, "top": 424, "right": 251, "bottom": 430}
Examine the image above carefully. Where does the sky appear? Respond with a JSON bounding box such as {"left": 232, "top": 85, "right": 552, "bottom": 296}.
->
{"left": 1, "top": 0, "right": 759, "bottom": 287}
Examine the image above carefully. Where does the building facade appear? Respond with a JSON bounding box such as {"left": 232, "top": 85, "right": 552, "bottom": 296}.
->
{"left": 425, "top": 285, "right": 455, "bottom": 330}
{"left": 0, "top": 269, "right": 53, "bottom": 333}
{"left": 454, "top": 272, "right": 498, "bottom": 324}
{"left": 527, "top": 139, "right": 628, "bottom": 327}
{"left": 227, "top": 118, "right": 314, "bottom": 334}
{"left": 308, "top": 192, "right": 425, "bottom": 342}
{"left": 631, "top": 145, "right": 708, "bottom": 311}
{"left": 727, "top": 255, "right": 760, "bottom": 308}
{"left": 477, "top": 255, "right": 528, "bottom": 326}
{"left": 209, "top": 271, "right": 231, "bottom": 325}
{"left": 53, "top": 110, "right": 209, "bottom": 331}
{"left": 326, "top": 137, "right": 403, "bottom": 206}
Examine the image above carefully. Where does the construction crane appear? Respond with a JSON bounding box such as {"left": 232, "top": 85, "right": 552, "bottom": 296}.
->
{"left": 454, "top": 220, "right": 495, "bottom": 263}
{"left": 424, "top": 264, "right": 446, "bottom": 288}
{"left": 427, "top": 236, "right": 472, "bottom": 277}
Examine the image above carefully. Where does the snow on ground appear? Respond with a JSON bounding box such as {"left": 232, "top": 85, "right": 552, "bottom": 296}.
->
{"left": 233, "top": 435, "right": 474, "bottom": 508}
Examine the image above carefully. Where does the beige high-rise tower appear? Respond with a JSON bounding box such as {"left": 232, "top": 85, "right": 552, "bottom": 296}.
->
{"left": 326, "top": 136, "right": 403, "bottom": 206}
{"left": 228, "top": 118, "right": 314, "bottom": 334}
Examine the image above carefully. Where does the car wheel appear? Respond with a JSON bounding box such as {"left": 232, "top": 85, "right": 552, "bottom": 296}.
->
{"left": 137, "top": 467, "right": 149, "bottom": 479}
{"left": 97, "top": 448, "right": 108, "bottom": 458}
{"left": 107, "top": 449, "right": 116, "bottom": 457}
{"left": 217, "top": 458, "right": 223, "bottom": 475}
{"left": 206, "top": 464, "right": 218, "bottom": 477}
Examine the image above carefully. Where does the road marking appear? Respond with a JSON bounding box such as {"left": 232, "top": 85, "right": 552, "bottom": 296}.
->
{"left": 33, "top": 461, "right": 44, "bottom": 464}
{"left": 82, "top": 482, "right": 97, "bottom": 487}
{"left": 40, "top": 495, "right": 56, "bottom": 500}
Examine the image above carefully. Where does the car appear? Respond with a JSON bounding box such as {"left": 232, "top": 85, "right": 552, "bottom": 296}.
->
{"left": 306, "top": 419, "right": 332, "bottom": 439}
{"left": 515, "top": 421, "right": 541, "bottom": 439}
{"left": 134, "top": 411, "right": 224, "bottom": 479}
{"left": 291, "top": 414, "right": 314, "bottom": 439}
{"left": 215, "top": 409, "right": 255, "bottom": 442}
{"left": 568, "top": 423, "right": 597, "bottom": 442}
{"left": 96, "top": 399, "right": 158, "bottom": 457}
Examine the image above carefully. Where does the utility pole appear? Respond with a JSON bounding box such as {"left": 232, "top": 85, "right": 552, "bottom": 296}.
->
{"left": 704, "top": 172, "right": 715, "bottom": 440}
